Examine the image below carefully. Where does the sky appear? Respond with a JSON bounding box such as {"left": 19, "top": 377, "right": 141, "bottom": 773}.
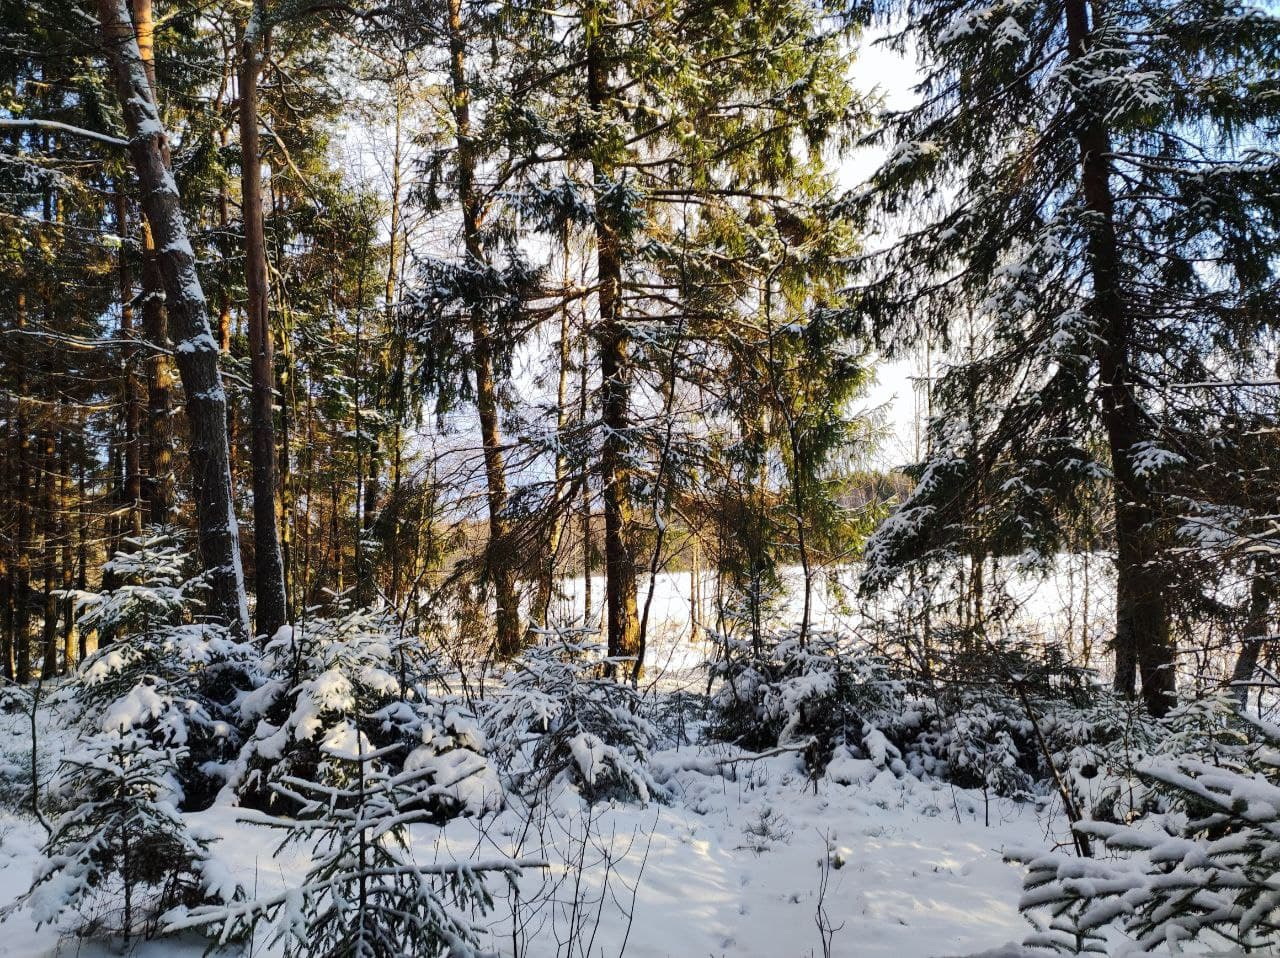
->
{"left": 842, "top": 27, "right": 925, "bottom": 470}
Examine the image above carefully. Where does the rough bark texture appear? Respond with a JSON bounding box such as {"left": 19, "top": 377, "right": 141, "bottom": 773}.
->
{"left": 99, "top": 0, "right": 250, "bottom": 637}
{"left": 1064, "top": 0, "right": 1173, "bottom": 716}
{"left": 1231, "top": 572, "right": 1271, "bottom": 706}
{"left": 240, "top": 4, "right": 288, "bottom": 639}
{"left": 447, "top": 0, "right": 520, "bottom": 656}
{"left": 128, "top": 0, "right": 176, "bottom": 526}
{"left": 586, "top": 3, "right": 639, "bottom": 663}
{"left": 14, "top": 291, "right": 32, "bottom": 682}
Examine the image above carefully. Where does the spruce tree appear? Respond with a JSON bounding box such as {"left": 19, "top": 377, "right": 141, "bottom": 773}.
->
{"left": 849, "top": 0, "right": 1280, "bottom": 714}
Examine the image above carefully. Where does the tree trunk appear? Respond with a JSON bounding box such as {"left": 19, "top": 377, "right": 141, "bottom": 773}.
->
{"left": 128, "top": 0, "right": 176, "bottom": 526}
{"left": 586, "top": 1, "right": 639, "bottom": 663}
{"left": 1231, "top": 570, "right": 1271, "bottom": 707}
{"left": 384, "top": 97, "right": 404, "bottom": 608}
{"left": 40, "top": 431, "right": 58, "bottom": 678}
{"left": 534, "top": 255, "right": 574, "bottom": 627}
{"left": 218, "top": 130, "right": 234, "bottom": 354}
{"left": 60, "top": 445, "right": 76, "bottom": 674}
{"left": 99, "top": 0, "right": 251, "bottom": 637}
{"left": 239, "top": 2, "right": 288, "bottom": 639}
{"left": 1064, "top": 0, "right": 1173, "bottom": 716}
{"left": 141, "top": 231, "right": 178, "bottom": 526}
{"left": 447, "top": 0, "right": 519, "bottom": 656}
{"left": 114, "top": 186, "right": 145, "bottom": 536}
{"left": 581, "top": 332, "right": 593, "bottom": 627}
{"left": 14, "top": 291, "right": 32, "bottom": 683}
{"left": 76, "top": 459, "right": 90, "bottom": 661}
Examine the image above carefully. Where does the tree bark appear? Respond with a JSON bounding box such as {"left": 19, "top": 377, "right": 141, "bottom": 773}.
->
{"left": 76, "top": 460, "right": 90, "bottom": 661}
{"left": 1231, "top": 570, "right": 1271, "bottom": 707}
{"left": 40, "top": 430, "right": 58, "bottom": 678}
{"left": 60, "top": 443, "right": 76, "bottom": 674}
{"left": 534, "top": 246, "right": 574, "bottom": 627}
{"left": 585, "top": 0, "right": 639, "bottom": 663}
{"left": 581, "top": 333, "right": 593, "bottom": 627}
{"left": 141, "top": 231, "right": 178, "bottom": 526}
{"left": 383, "top": 99, "right": 405, "bottom": 607}
{"left": 447, "top": 0, "right": 520, "bottom": 656}
{"left": 1064, "top": 0, "right": 1173, "bottom": 716}
{"left": 239, "top": 1, "right": 288, "bottom": 639}
{"left": 0, "top": 542, "right": 11, "bottom": 679}
{"left": 127, "top": 0, "right": 176, "bottom": 526}
{"left": 14, "top": 291, "right": 32, "bottom": 683}
{"left": 114, "top": 186, "right": 145, "bottom": 536}
{"left": 98, "top": 0, "right": 251, "bottom": 637}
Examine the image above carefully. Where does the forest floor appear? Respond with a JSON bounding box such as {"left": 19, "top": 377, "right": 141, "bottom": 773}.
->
{"left": 0, "top": 706, "right": 1045, "bottom": 958}
{"left": 0, "top": 570, "right": 1123, "bottom": 957}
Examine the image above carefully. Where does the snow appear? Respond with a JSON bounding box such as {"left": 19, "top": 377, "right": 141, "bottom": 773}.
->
{"left": 101, "top": 684, "right": 168, "bottom": 735}
{"left": 0, "top": 568, "right": 1147, "bottom": 957}
{"left": 404, "top": 746, "right": 504, "bottom": 816}
{"left": 432, "top": 753, "right": 1040, "bottom": 958}
{"left": 0, "top": 743, "right": 1042, "bottom": 957}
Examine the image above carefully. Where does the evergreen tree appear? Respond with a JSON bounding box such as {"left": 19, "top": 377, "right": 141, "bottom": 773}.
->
{"left": 402, "top": 0, "right": 872, "bottom": 666}
{"left": 849, "top": 0, "right": 1280, "bottom": 714}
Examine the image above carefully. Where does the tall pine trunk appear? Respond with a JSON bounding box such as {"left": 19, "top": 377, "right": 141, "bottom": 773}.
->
{"left": 239, "top": 1, "right": 288, "bottom": 639}
{"left": 141, "top": 230, "right": 177, "bottom": 525}
{"left": 447, "top": 0, "right": 520, "bottom": 656}
{"left": 1064, "top": 0, "right": 1173, "bottom": 715}
{"left": 39, "top": 430, "right": 58, "bottom": 677}
{"left": 14, "top": 290, "right": 32, "bottom": 683}
{"left": 114, "top": 186, "right": 145, "bottom": 536}
{"left": 127, "top": 0, "right": 176, "bottom": 526}
{"left": 586, "top": 0, "right": 639, "bottom": 663}
{"left": 59, "top": 443, "right": 76, "bottom": 674}
{"left": 98, "top": 0, "right": 250, "bottom": 637}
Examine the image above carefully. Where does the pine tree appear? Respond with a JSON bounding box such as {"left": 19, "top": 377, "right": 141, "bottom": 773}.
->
{"left": 237, "top": 0, "right": 289, "bottom": 640}
{"left": 401, "top": 0, "right": 871, "bottom": 667}
{"left": 97, "top": 0, "right": 251, "bottom": 637}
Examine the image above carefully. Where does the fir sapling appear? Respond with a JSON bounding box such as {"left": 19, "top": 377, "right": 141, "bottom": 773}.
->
{"left": 171, "top": 724, "right": 533, "bottom": 958}
{"left": 1010, "top": 702, "right": 1280, "bottom": 953}
{"left": 483, "top": 631, "right": 664, "bottom": 803}
{"left": 2, "top": 728, "right": 242, "bottom": 944}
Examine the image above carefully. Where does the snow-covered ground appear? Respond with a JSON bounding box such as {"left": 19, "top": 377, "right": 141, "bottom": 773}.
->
{"left": 0, "top": 734, "right": 1045, "bottom": 957}
{"left": 0, "top": 565, "right": 1121, "bottom": 957}
{"left": 553, "top": 559, "right": 1119, "bottom": 679}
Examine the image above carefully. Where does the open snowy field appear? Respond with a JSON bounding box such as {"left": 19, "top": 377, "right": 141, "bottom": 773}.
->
{"left": 549, "top": 560, "right": 1119, "bottom": 680}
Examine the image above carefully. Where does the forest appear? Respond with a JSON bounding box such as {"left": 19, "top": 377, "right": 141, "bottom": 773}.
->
{"left": 0, "top": 0, "right": 1278, "bottom": 953}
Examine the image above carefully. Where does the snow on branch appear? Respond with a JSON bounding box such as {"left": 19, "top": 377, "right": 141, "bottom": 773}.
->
{"left": 0, "top": 118, "right": 128, "bottom": 148}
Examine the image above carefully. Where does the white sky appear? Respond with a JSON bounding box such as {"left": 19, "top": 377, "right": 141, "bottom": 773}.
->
{"left": 842, "top": 27, "right": 924, "bottom": 470}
